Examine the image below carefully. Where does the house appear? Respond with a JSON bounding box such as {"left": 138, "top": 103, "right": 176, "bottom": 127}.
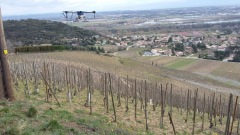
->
{"left": 217, "top": 46, "right": 227, "bottom": 51}
{"left": 151, "top": 48, "right": 163, "bottom": 54}
{"left": 160, "top": 37, "right": 169, "bottom": 44}
{"left": 172, "top": 36, "right": 182, "bottom": 43}
{"left": 160, "top": 49, "right": 172, "bottom": 56}
{"left": 176, "top": 51, "right": 184, "bottom": 57}
{"left": 120, "top": 41, "right": 127, "bottom": 46}
{"left": 220, "top": 36, "right": 227, "bottom": 41}
{"left": 210, "top": 45, "right": 218, "bottom": 51}
{"left": 151, "top": 48, "right": 172, "bottom": 56}
{"left": 143, "top": 52, "right": 153, "bottom": 56}
{"left": 185, "top": 46, "right": 193, "bottom": 54}
{"left": 206, "top": 45, "right": 211, "bottom": 49}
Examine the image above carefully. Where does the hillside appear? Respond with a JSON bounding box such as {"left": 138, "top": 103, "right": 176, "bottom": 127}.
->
{"left": 6, "top": 51, "right": 240, "bottom": 135}
{"left": 117, "top": 48, "right": 240, "bottom": 89}
{"left": 3, "top": 19, "right": 101, "bottom": 47}
{"left": 9, "top": 51, "right": 236, "bottom": 91}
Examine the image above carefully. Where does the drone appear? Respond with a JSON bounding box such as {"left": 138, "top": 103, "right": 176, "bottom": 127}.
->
{"left": 63, "top": 11, "right": 96, "bottom": 22}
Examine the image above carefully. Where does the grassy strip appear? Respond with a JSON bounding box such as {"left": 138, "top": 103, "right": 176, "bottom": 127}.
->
{"left": 165, "top": 59, "right": 197, "bottom": 69}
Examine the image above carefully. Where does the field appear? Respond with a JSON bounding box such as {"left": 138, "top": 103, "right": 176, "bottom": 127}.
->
{"left": 128, "top": 48, "right": 240, "bottom": 89}
{"left": 2, "top": 50, "right": 240, "bottom": 135}
{"left": 102, "top": 45, "right": 119, "bottom": 53}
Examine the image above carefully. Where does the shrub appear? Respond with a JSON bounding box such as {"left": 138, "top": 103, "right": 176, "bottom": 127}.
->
{"left": 26, "top": 107, "right": 37, "bottom": 118}
{"left": 42, "top": 120, "right": 63, "bottom": 131}
{"left": 15, "top": 45, "right": 66, "bottom": 53}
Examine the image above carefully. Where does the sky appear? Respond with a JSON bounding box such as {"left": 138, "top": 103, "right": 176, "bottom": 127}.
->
{"left": 1, "top": 0, "right": 240, "bottom": 16}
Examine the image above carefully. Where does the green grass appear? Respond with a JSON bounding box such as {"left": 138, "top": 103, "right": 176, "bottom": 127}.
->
{"left": 0, "top": 98, "right": 133, "bottom": 135}
{"left": 165, "top": 59, "right": 197, "bottom": 69}
{"left": 42, "top": 109, "right": 74, "bottom": 121}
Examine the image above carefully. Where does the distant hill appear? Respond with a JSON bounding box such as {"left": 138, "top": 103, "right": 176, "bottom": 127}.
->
{"left": 3, "top": 19, "right": 101, "bottom": 47}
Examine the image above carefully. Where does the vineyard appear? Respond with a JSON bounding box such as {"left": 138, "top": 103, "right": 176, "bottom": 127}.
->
{"left": 134, "top": 52, "right": 240, "bottom": 88}
{"left": 1, "top": 51, "right": 239, "bottom": 134}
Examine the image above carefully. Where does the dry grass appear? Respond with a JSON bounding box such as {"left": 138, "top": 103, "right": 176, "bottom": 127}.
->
{"left": 102, "top": 45, "right": 119, "bottom": 53}
{"left": 10, "top": 51, "right": 203, "bottom": 91}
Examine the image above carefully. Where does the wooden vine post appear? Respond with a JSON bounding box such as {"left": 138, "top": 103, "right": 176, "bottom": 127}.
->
{"left": 134, "top": 78, "right": 137, "bottom": 120}
{"left": 109, "top": 73, "right": 116, "bottom": 122}
{"left": 168, "top": 112, "right": 176, "bottom": 135}
{"left": 230, "top": 96, "right": 238, "bottom": 135}
{"left": 105, "top": 73, "right": 109, "bottom": 113}
{"left": 126, "top": 75, "right": 129, "bottom": 112}
{"left": 117, "top": 77, "right": 121, "bottom": 107}
{"left": 0, "top": 8, "right": 15, "bottom": 101}
{"left": 170, "top": 84, "right": 173, "bottom": 116}
{"left": 89, "top": 68, "right": 92, "bottom": 115}
{"left": 192, "top": 89, "right": 198, "bottom": 135}
{"left": 201, "top": 92, "right": 206, "bottom": 131}
{"left": 185, "top": 89, "right": 190, "bottom": 123}
{"left": 237, "top": 105, "right": 240, "bottom": 134}
{"left": 225, "top": 93, "right": 233, "bottom": 135}
{"left": 219, "top": 94, "right": 223, "bottom": 124}
{"left": 44, "top": 62, "right": 49, "bottom": 102}
{"left": 40, "top": 72, "right": 61, "bottom": 107}
{"left": 210, "top": 92, "right": 215, "bottom": 128}
{"left": 140, "top": 80, "right": 143, "bottom": 111}
{"left": 33, "top": 62, "right": 39, "bottom": 94}
{"left": 144, "top": 80, "right": 148, "bottom": 131}
{"left": 180, "top": 88, "right": 183, "bottom": 115}
{"left": 160, "top": 84, "right": 164, "bottom": 129}
{"left": 23, "top": 63, "right": 30, "bottom": 98}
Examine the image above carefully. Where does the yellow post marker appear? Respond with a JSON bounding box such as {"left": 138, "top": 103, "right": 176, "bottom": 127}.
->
{"left": 4, "top": 50, "right": 8, "bottom": 55}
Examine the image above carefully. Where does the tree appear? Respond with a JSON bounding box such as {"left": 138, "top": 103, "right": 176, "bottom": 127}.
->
{"left": 171, "top": 47, "right": 175, "bottom": 56}
{"left": 4, "top": 19, "right": 100, "bottom": 46}
{"left": 197, "top": 43, "right": 206, "bottom": 50}
{"left": 192, "top": 44, "right": 198, "bottom": 53}
{"left": 98, "top": 47, "right": 105, "bottom": 53}
{"left": 214, "top": 51, "right": 230, "bottom": 60}
{"left": 233, "top": 51, "right": 240, "bottom": 62}
{"left": 233, "top": 55, "right": 240, "bottom": 62}
{"left": 174, "top": 43, "right": 184, "bottom": 52}
{"left": 168, "top": 37, "right": 173, "bottom": 43}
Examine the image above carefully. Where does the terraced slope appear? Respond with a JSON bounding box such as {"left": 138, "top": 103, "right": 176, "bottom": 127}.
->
{"left": 135, "top": 52, "right": 240, "bottom": 88}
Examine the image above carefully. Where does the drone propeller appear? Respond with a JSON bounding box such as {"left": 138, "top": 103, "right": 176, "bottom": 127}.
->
{"left": 93, "top": 11, "right": 96, "bottom": 18}
{"left": 63, "top": 11, "right": 69, "bottom": 18}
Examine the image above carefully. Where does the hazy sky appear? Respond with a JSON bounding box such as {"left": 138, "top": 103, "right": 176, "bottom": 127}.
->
{"left": 1, "top": 0, "right": 240, "bottom": 16}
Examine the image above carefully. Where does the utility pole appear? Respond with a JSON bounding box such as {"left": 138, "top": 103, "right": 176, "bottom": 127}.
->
{"left": 0, "top": 8, "right": 15, "bottom": 101}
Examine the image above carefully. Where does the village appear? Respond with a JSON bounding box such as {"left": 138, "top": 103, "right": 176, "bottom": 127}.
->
{"left": 103, "top": 31, "right": 240, "bottom": 60}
